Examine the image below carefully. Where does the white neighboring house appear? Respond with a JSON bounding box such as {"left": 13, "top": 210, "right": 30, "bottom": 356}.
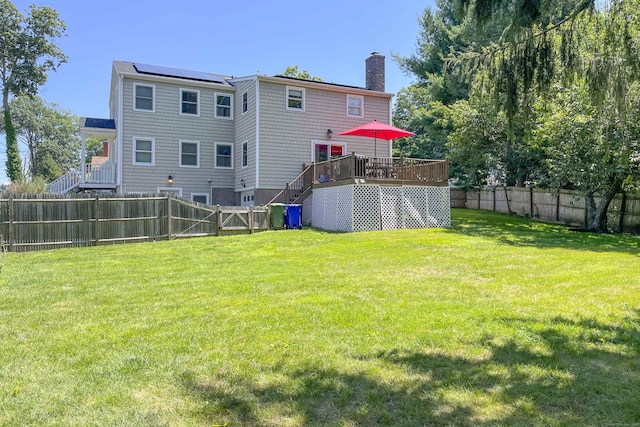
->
{"left": 48, "top": 52, "right": 397, "bottom": 206}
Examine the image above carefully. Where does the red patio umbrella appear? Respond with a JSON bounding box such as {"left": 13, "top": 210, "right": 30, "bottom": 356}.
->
{"left": 337, "top": 120, "right": 415, "bottom": 156}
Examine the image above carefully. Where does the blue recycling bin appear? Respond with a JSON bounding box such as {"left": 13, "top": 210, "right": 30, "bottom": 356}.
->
{"left": 284, "top": 204, "right": 302, "bottom": 229}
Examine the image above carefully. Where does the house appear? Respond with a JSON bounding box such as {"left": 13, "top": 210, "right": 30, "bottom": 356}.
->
{"left": 48, "top": 52, "right": 451, "bottom": 231}
{"left": 50, "top": 52, "right": 398, "bottom": 205}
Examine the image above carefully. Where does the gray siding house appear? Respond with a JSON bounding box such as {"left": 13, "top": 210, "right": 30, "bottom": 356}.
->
{"left": 50, "top": 53, "right": 396, "bottom": 206}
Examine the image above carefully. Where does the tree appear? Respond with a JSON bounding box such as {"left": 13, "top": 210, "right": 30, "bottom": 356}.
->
{"left": 1, "top": 95, "right": 79, "bottom": 182}
{"left": 280, "top": 66, "right": 323, "bottom": 82}
{"left": 0, "top": 0, "right": 67, "bottom": 182}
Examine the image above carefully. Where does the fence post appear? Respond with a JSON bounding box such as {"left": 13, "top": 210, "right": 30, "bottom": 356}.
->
{"left": 8, "top": 195, "right": 14, "bottom": 252}
{"left": 216, "top": 204, "right": 222, "bottom": 234}
{"left": 249, "top": 205, "right": 254, "bottom": 234}
{"left": 556, "top": 191, "right": 561, "bottom": 222}
{"left": 167, "top": 196, "right": 172, "bottom": 240}
{"left": 529, "top": 187, "right": 534, "bottom": 218}
{"left": 493, "top": 187, "right": 496, "bottom": 211}
{"left": 94, "top": 196, "right": 100, "bottom": 246}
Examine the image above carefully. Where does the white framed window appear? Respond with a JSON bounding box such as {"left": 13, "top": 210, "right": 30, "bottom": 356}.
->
{"left": 179, "top": 140, "right": 200, "bottom": 168}
{"left": 215, "top": 142, "right": 233, "bottom": 169}
{"left": 347, "top": 94, "right": 364, "bottom": 118}
{"left": 215, "top": 92, "right": 233, "bottom": 119}
{"left": 312, "top": 140, "right": 346, "bottom": 162}
{"left": 242, "top": 91, "right": 248, "bottom": 114}
{"left": 133, "top": 137, "right": 155, "bottom": 165}
{"left": 286, "top": 86, "right": 305, "bottom": 111}
{"left": 134, "top": 83, "right": 155, "bottom": 112}
{"left": 242, "top": 141, "right": 248, "bottom": 168}
{"left": 191, "top": 193, "right": 209, "bottom": 204}
{"left": 157, "top": 187, "right": 183, "bottom": 197}
{"left": 180, "top": 88, "right": 200, "bottom": 116}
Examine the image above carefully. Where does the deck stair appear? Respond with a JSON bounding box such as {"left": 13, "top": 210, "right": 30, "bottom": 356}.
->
{"left": 268, "top": 165, "right": 314, "bottom": 204}
{"left": 47, "top": 170, "right": 80, "bottom": 194}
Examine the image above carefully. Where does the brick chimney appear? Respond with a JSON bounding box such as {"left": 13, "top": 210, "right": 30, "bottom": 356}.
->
{"left": 365, "top": 51, "right": 385, "bottom": 92}
{"left": 102, "top": 140, "right": 109, "bottom": 157}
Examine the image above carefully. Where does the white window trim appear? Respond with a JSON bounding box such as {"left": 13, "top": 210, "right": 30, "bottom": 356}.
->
{"left": 242, "top": 90, "right": 248, "bottom": 115}
{"left": 180, "top": 88, "right": 200, "bottom": 117}
{"left": 215, "top": 142, "right": 234, "bottom": 169}
{"left": 347, "top": 94, "right": 364, "bottom": 118}
{"left": 241, "top": 140, "right": 248, "bottom": 168}
{"left": 286, "top": 86, "right": 305, "bottom": 112}
{"left": 191, "top": 193, "right": 210, "bottom": 205}
{"left": 311, "top": 140, "right": 347, "bottom": 162}
{"left": 133, "top": 83, "right": 155, "bottom": 112}
{"left": 157, "top": 187, "right": 183, "bottom": 197}
{"left": 214, "top": 92, "right": 234, "bottom": 119}
{"left": 179, "top": 140, "right": 200, "bottom": 168}
{"left": 132, "top": 137, "right": 155, "bottom": 166}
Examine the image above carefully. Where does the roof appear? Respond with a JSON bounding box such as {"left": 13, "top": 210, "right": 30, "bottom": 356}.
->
{"left": 81, "top": 117, "right": 116, "bottom": 130}
{"left": 112, "top": 60, "right": 393, "bottom": 97}
{"left": 113, "top": 60, "right": 234, "bottom": 88}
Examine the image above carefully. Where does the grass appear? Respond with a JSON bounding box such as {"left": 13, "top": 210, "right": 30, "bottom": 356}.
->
{"left": 1, "top": 208, "right": 639, "bottom": 426}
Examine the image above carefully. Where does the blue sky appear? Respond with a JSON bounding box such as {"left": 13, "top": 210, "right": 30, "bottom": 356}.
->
{"left": 4, "top": 0, "right": 436, "bottom": 183}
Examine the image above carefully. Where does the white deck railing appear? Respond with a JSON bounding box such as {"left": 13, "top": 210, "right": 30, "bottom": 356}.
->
{"left": 47, "top": 170, "right": 80, "bottom": 194}
{"left": 83, "top": 163, "right": 115, "bottom": 184}
{"left": 47, "top": 162, "right": 116, "bottom": 194}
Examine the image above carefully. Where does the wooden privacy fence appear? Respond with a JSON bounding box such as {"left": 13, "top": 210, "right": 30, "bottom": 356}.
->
{"left": 451, "top": 187, "right": 640, "bottom": 233}
{"left": 0, "top": 195, "right": 269, "bottom": 252}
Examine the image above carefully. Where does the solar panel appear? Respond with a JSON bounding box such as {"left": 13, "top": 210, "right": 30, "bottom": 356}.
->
{"left": 133, "top": 63, "right": 227, "bottom": 84}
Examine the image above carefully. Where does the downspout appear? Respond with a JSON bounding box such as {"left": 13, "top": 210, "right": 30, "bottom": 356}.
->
{"left": 117, "top": 73, "right": 124, "bottom": 192}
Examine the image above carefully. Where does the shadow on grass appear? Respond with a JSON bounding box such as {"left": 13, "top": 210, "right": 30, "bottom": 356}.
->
{"left": 178, "top": 310, "right": 640, "bottom": 426}
{"left": 448, "top": 209, "right": 640, "bottom": 255}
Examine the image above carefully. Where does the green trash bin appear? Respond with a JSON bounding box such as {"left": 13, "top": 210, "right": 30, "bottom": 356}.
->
{"left": 269, "top": 203, "right": 285, "bottom": 229}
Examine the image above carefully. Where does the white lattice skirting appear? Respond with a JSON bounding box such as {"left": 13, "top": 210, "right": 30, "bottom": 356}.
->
{"left": 310, "top": 185, "right": 450, "bottom": 232}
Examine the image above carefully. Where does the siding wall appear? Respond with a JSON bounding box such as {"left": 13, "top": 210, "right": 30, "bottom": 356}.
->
{"left": 119, "top": 76, "right": 235, "bottom": 202}
{"left": 257, "top": 80, "right": 392, "bottom": 190}
{"left": 234, "top": 79, "right": 257, "bottom": 194}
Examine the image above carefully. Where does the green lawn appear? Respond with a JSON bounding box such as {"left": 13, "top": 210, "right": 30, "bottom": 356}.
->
{"left": 1, "top": 209, "right": 639, "bottom": 426}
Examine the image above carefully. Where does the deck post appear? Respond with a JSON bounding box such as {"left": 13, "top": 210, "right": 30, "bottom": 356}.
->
{"left": 351, "top": 152, "right": 356, "bottom": 179}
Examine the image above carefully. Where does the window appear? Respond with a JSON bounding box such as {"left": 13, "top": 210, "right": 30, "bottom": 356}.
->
{"left": 180, "top": 89, "right": 199, "bottom": 116}
{"left": 286, "top": 86, "right": 305, "bottom": 111}
{"left": 191, "top": 193, "right": 209, "bottom": 204}
{"left": 215, "top": 142, "right": 233, "bottom": 168}
{"left": 347, "top": 95, "right": 364, "bottom": 118}
{"left": 313, "top": 142, "right": 345, "bottom": 162}
{"left": 133, "top": 137, "right": 154, "bottom": 165}
{"left": 215, "top": 92, "right": 233, "bottom": 119}
{"left": 134, "top": 83, "right": 154, "bottom": 111}
{"left": 180, "top": 140, "right": 199, "bottom": 167}
{"left": 242, "top": 91, "right": 248, "bottom": 114}
{"left": 242, "top": 141, "right": 248, "bottom": 168}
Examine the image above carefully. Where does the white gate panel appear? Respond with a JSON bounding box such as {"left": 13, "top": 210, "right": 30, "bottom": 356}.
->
{"left": 353, "top": 185, "right": 381, "bottom": 232}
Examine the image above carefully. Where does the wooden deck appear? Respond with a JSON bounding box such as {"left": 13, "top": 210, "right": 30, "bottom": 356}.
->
{"left": 269, "top": 154, "right": 448, "bottom": 204}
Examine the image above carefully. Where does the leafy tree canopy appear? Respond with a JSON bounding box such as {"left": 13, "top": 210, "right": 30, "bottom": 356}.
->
{"left": 0, "top": 0, "right": 66, "bottom": 182}
{"left": 279, "top": 66, "right": 323, "bottom": 82}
